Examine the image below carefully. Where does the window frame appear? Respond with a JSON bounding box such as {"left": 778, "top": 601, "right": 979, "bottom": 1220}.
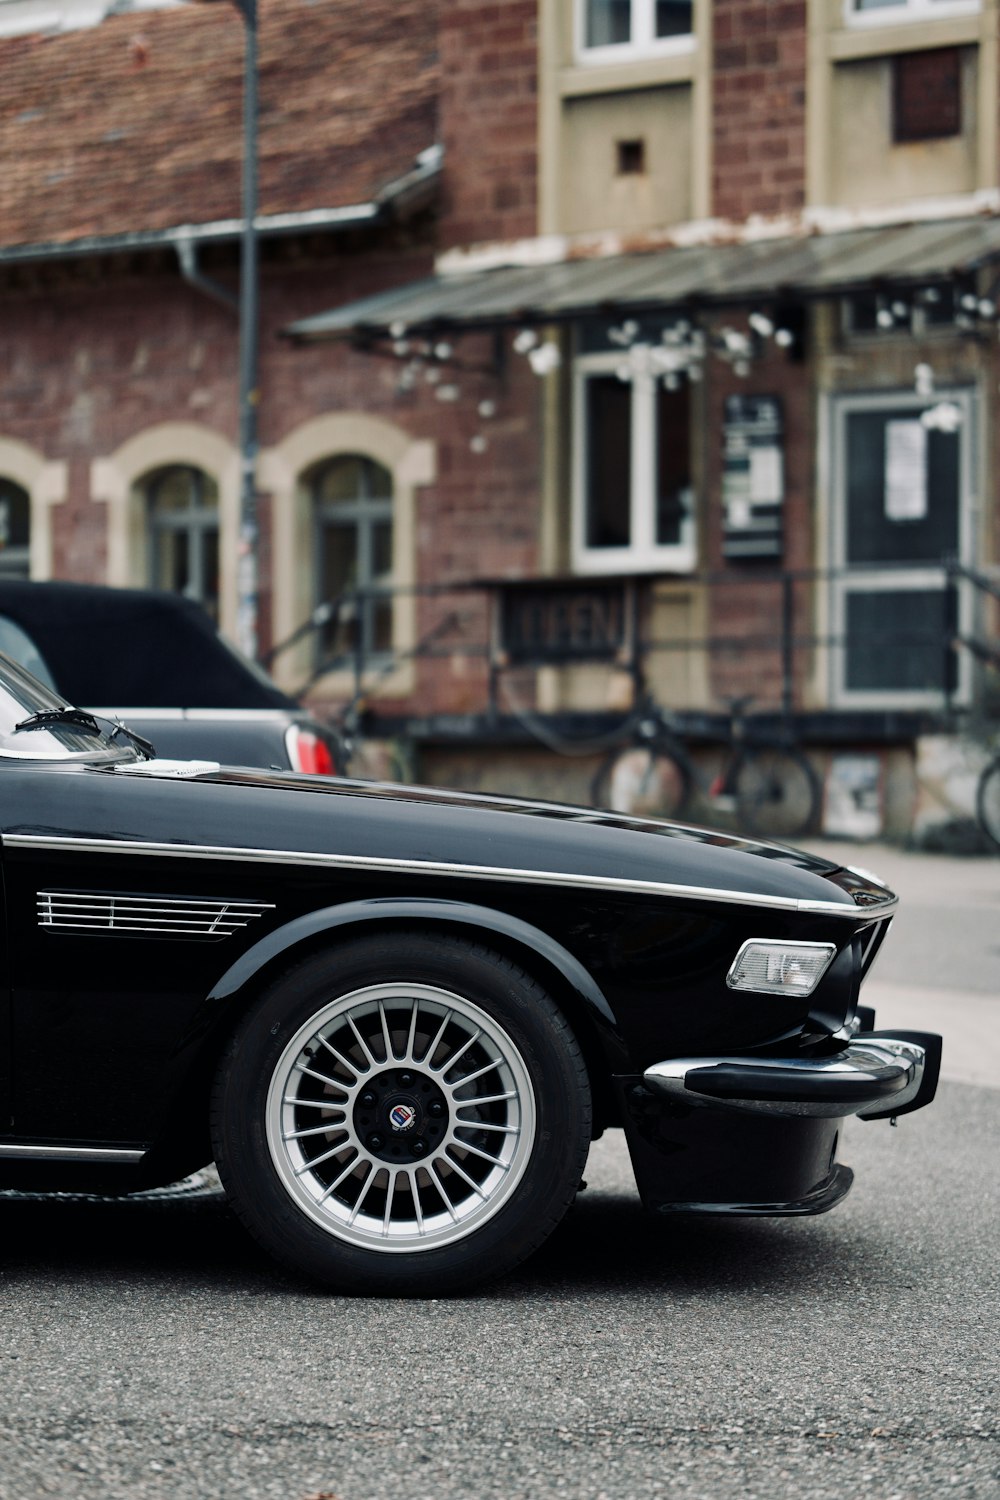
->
{"left": 145, "top": 464, "right": 221, "bottom": 618}
{"left": 311, "top": 454, "right": 395, "bottom": 671}
{"left": 845, "top": 0, "right": 980, "bottom": 31}
{"left": 828, "top": 386, "right": 976, "bottom": 710}
{"left": 0, "top": 478, "right": 31, "bottom": 581}
{"left": 575, "top": 0, "right": 696, "bottom": 67}
{"left": 571, "top": 345, "right": 697, "bottom": 577}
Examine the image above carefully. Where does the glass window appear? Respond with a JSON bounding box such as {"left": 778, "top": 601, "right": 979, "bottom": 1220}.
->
{"left": 145, "top": 466, "right": 220, "bottom": 619}
{"left": 574, "top": 345, "right": 695, "bottom": 574}
{"left": 581, "top": 0, "right": 693, "bottom": 58}
{"left": 0, "top": 479, "right": 30, "bottom": 580}
{"left": 312, "top": 455, "right": 394, "bottom": 670}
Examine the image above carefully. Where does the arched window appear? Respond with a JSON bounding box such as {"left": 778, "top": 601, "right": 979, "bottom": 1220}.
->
{"left": 0, "top": 479, "right": 31, "bottom": 579}
{"left": 312, "top": 455, "right": 393, "bottom": 666}
{"left": 145, "top": 465, "right": 220, "bottom": 619}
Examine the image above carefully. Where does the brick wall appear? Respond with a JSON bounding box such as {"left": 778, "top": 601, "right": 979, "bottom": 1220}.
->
{"left": 0, "top": 246, "right": 542, "bottom": 712}
{"left": 712, "top": 0, "right": 807, "bottom": 221}
{"left": 438, "top": 0, "right": 539, "bottom": 250}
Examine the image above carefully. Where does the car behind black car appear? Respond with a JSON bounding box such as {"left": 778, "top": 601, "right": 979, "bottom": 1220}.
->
{"left": 0, "top": 649, "right": 940, "bottom": 1293}
{"left": 0, "top": 579, "right": 340, "bottom": 773}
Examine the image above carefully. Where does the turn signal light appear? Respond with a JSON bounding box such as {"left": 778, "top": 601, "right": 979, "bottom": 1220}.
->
{"left": 726, "top": 940, "right": 836, "bottom": 998}
{"left": 286, "top": 726, "right": 335, "bottom": 776}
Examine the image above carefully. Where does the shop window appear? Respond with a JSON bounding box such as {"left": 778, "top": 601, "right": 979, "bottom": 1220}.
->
{"left": 0, "top": 479, "right": 30, "bottom": 579}
{"left": 579, "top": 0, "right": 693, "bottom": 61}
{"left": 844, "top": 284, "right": 965, "bottom": 336}
{"left": 145, "top": 465, "right": 220, "bottom": 619}
{"left": 893, "top": 48, "right": 962, "bottom": 141}
{"left": 312, "top": 455, "right": 394, "bottom": 669}
{"left": 572, "top": 345, "right": 695, "bottom": 574}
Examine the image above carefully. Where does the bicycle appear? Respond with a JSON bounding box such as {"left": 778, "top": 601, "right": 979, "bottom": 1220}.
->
{"left": 590, "top": 694, "right": 821, "bottom": 841}
{"left": 975, "top": 744, "right": 1000, "bottom": 850}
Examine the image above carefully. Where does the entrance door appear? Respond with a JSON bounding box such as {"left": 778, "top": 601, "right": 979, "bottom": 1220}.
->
{"left": 830, "top": 390, "right": 975, "bottom": 708}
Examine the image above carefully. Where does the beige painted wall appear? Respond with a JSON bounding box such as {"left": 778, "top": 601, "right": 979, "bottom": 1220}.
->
{"left": 559, "top": 85, "right": 693, "bottom": 236}
{"left": 828, "top": 49, "right": 979, "bottom": 208}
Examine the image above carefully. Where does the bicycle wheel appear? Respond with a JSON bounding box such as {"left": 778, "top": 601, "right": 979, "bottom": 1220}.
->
{"left": 591, "top": 742, "right": 692, "bottom": 821}
{"left": 976, "top": 757, "right": 1000, "bottom": 851}
{"left": 731, "top": 747, "right": 820, "bottom": 841}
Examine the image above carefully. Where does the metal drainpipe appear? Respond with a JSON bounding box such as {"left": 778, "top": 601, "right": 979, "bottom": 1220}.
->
{"left": 174, "top": 235, "right": 238, "bottom": 312}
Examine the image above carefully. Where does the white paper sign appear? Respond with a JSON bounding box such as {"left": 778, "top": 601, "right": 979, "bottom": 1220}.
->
{"left": 885, "top": 420, "right": 928, "bottom": 521}
{"left": 749, "top": 446, "right": 783, "bottom": 504}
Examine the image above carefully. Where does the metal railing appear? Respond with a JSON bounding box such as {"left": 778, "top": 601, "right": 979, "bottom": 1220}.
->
{"left": 266, "top": 559, "right": 1000, "bottom": 737}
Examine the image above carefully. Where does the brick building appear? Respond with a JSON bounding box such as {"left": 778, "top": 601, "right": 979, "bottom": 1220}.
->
{"left": 2, "top": 0, "right": 999, "bottom": 835}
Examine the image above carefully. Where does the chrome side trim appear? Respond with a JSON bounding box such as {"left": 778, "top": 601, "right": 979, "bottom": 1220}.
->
{"left": 2, "top": 834, "right": 896, "bottom": 919}
{"left": 37, "top": 891, "right": 275, "bottom": 940}
{"left": 0, "top": 1143, "right": 144, "bottom": 1163}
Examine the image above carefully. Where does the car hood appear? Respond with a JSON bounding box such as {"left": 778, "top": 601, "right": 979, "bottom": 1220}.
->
{"left": 149, "top": 764, "right": 892, "bottom": 915}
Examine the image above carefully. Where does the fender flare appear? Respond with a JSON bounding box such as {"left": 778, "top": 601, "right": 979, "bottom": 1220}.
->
{"left": 208, "top": 895, "right": 626, "bottom": 1063}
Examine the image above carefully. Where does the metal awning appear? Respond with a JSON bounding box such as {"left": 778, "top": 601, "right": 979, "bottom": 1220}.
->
{"left": 286, "top": 215, "right": 1000, "bottom": 343}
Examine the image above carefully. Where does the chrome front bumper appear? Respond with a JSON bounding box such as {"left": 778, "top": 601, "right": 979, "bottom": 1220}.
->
{"left": 643, "top": 1032, "right": 942, "bottom": 1120}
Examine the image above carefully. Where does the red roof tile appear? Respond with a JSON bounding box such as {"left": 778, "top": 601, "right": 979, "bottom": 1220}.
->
{"left": 0, "top": 0, "right": 440, "bottom": 250}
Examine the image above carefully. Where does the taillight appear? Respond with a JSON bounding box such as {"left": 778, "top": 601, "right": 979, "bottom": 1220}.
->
{"left": 286, "top": 726, "right": 336, "bottom": 775}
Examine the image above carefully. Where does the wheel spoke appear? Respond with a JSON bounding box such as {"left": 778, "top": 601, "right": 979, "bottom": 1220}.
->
{"left": 441, "top": 1154, "right": 487, "bottom": 1200}
{"left": 317, "top": 1152, "right": 363, "bottom": 1203}
{"left": 454, "top": 1120, "right": 518, "bottom": 1137}
{"left": 348, "top": 1163, "right": 379, "bottom": 1225}
{"left": 378, "top": 1001, "right": 394, "bottom": 1063}
{"left": 427, "top": 1161, "right": 458, "bottom": 1222}
{"left": 404, "top": 999, "right": 420, "bottom": 1062}
{"left": 295, "top": 1062, "right": 350, "bottom": 1094}
{"left": 347, "top": 1015, "right": 379, "bottom": 1070}
{"left": 382, "top": 1170, "right": 398, "bottom": 1233}
{"left": 447, "top": 1056, "right": 501, "bottom": 1089}
{"left": 421, "top": 1008, "right": 452, "bottom": 1067}
{"left": 295, "top": 1137, "right": 349, "bottom": 1176}
{"left": 405, "top": 1168, "right": 425, "bottom": 1234}
{"left": 284, "top": 1120, "right": 346, "bottom": 1141}
{"left": 456, "top": 1090, "right": 516, "bottom": 1108}
{"left": 284, "top": 1094, "right": 348, "bottom": 1110}
{"left": 452, "top": 1140, "right": 507, "bottom": 1170}
{"left": 438, "top": 1027, "right": 481, "bottom": 1078}
{"left": 316, "top": 1034, "right": 362, "bottom": 1080}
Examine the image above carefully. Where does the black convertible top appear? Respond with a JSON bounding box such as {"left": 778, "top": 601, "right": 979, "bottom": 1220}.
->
{"left": 0, "top": 580, "right": 294, "bottom": 710}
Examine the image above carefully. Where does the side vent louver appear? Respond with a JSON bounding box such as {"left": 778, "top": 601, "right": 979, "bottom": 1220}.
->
{"left": 37, "top": 892, "right": 274, "bottom": 940}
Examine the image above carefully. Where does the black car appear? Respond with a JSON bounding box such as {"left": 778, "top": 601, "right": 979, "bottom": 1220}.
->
{"left": 0, "top": 651, "right": 940, "bottom": 1294}
{"left": 0, "top": 579, "right": 340, "bottom": 774}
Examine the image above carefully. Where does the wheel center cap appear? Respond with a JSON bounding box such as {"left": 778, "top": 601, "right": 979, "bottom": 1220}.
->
{"left": 388, "top": 1099, "right": 419, "bottom": 1133}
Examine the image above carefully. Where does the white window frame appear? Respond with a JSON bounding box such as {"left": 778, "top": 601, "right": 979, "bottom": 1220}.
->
{"left": 576, "top": 0, "right": 695, "bottom": 66}
{"left": 572, "top": 346, "right": 696, "bottom": 576}
{"left": 846, "top": 0, "right": 979, "bottom": 30}
{"left": 829, "top": 387, "right": 976, "bottom": 710}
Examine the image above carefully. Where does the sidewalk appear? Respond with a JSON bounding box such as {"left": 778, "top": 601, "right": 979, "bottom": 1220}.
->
{"left": 802, "top": 839, "right": 999, "bottom": 1091}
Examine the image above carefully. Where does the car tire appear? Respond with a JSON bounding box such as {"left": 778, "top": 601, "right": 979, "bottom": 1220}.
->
{"left": 211, "top": 931, "right": 592, "bottom": 1294}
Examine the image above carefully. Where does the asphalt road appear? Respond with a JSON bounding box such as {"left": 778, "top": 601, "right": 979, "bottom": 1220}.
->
{"left": 1, "top": 843, "right": 997, "bottom": 1500}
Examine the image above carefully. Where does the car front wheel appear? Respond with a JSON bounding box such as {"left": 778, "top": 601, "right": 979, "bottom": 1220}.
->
{"left": 211, "top": 932, "right": 592, "bottom": 1293}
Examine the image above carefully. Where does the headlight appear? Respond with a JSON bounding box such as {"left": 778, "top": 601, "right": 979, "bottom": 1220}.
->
{"left": 726, "top": 940, "right": 837, "bottom": 998}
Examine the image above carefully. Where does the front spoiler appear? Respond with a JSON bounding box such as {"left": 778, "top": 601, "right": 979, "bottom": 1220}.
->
{"left": 642, "top": 1030, "right": 942, "bottom": 1120}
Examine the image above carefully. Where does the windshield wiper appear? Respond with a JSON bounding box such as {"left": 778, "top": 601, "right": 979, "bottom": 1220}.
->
{"left": 14, "top": 708, "right": 103, "bottom": 736}
{"left": 13, "top": 708, "right": 156, "bottom": 760}
{"left": 107, "top": 720, "right": 157, "bottom": 759}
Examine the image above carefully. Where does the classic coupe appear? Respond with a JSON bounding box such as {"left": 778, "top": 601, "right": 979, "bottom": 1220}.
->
{"left": 0, "top": 651, "right": 940, "bottom": 1294}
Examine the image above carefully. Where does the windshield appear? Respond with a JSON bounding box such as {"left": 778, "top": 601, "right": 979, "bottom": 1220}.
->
{"left": 0, "top": 650, "right": 139, "bottom": 763}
